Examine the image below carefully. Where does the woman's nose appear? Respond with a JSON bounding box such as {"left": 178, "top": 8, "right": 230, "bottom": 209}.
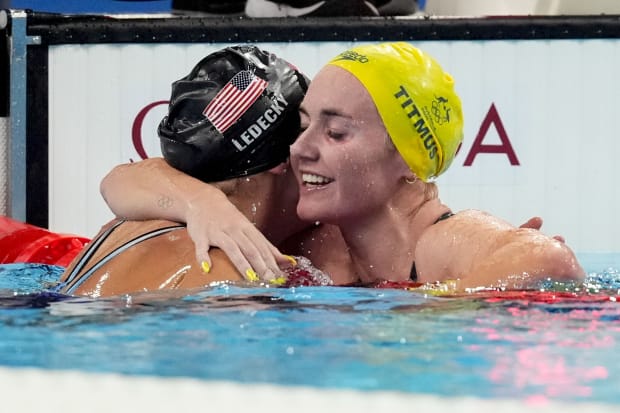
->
{"left": 290, "top": 128, "right": 317, "bottom": 161}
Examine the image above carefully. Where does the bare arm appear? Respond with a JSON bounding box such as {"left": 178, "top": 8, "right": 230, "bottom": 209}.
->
{"left": 416, "top": 210, "right": 584, "bottom": 289}
{"left": 100, "top": 157, "right": 288, "bottom": 280}
{"left": 464, "top": 227, "right": 584, "bottom": 289}
{"left": 100, "top": 157, "right": 223, "bottom": 222}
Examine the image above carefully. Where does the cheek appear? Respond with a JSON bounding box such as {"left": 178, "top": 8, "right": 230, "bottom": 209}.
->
{"left": 333, "top": 150, "right": 363, "bottom": 181}
{"left": 334, "top": 154, "right": 379, "bottom": 200}
{"left": 343, "top": 153, "right": 402, "bottom": 202}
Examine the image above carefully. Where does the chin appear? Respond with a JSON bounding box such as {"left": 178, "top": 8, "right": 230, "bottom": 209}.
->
{"left": 297, "top": 203, "right": 331, "bottom": 224}
{"left": 296, "top": 208, "right": 319, "bottom": 223}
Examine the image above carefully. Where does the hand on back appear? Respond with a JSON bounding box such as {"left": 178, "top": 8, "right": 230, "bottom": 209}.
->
{"left": 518, "top": 216, "right": 565, "bottom": 243}
{"left": 184, "top": 189, "right": 292, "bottom": 281}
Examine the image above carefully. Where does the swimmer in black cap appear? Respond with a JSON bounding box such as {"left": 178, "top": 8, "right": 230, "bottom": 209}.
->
{"left": 58, "top": 45, "right": 355, "bottom": 297}
{"left": 96, "top": 44, "right": 567, "bottom": 294}
{"left": 158, "top": 45, "right": 308, "bottom": 182}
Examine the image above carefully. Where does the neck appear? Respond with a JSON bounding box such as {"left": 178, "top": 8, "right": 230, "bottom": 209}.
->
{"left": 231, "top": 172, "right": 308, "bottom": 246}
{"left": 339, "top": 184, "right": 448, "bottom": 284}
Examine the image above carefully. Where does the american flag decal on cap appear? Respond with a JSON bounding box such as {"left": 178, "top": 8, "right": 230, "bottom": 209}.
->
{"left": 203, "top": 70, "right": 267, "bottom": 133}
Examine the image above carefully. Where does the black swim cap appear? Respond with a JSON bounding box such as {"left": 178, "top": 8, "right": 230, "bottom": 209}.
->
{"left": 158, "top": 45, "right": 309, "bottom": 182}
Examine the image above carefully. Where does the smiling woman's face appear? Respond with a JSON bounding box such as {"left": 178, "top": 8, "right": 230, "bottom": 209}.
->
{"left": 290, "top": 65, "right": 409, "bottom": 225}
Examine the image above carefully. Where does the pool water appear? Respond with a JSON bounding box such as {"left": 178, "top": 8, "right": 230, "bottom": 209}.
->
{"left": 0, "top": 262, "right": 619, "bottom": 405}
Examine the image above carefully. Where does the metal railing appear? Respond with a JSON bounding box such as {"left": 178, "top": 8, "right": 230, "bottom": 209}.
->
{"left": 1, "top": 9, "right": 40, "bottom": 221}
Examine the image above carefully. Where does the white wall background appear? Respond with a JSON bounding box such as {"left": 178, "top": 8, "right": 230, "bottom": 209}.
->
{"left": 47, "top": 40, "right": 620, "bottom": 264}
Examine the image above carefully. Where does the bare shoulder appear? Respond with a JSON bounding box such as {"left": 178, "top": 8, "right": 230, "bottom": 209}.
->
{"left": 415, "top": 209, "right": 585, "bottom": 288}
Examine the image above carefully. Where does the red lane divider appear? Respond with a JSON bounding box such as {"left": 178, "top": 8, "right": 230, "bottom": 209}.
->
{"left": 0, "top": 216, "right": 90, "bottom": 267}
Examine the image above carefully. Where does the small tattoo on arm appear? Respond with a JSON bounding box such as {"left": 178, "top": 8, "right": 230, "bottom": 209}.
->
{"left": 157, "top": 196, "right": 174, "bottom": 209}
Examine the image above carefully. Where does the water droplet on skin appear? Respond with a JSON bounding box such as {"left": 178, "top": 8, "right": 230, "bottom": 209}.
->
{"left": 251, "top": 203, "right": 257, "bottom": 214}
{"left": 314, "top": 221, "right": 320, "bottom": 226}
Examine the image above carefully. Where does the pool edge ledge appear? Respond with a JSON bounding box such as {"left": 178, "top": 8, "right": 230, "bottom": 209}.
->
{"left": 0, "top": 367, "right": 616, "bottom": 413}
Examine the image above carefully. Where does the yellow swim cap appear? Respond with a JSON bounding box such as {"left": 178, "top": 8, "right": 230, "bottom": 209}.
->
{"left": 328, "top": 42, "right": 463, "bottom": 181}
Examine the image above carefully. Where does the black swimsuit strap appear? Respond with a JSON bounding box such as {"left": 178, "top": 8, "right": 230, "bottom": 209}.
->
{"left": 433, "top": 211, "right": 455, "bottom": 225}
{"left": 58, "top": 221, "right": 185, "bottom": 295}
{"left": 61, "top": 219, "right": 126, "bottom": 286}
{"left": 409, "top": 211, "right": 454, "bottom": 282}
{"left": 410, "top": 261, "right": 418, "bottom": 282}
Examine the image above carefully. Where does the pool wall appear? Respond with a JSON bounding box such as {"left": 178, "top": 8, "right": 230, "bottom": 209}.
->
{"left": 2, "top": 10, "right": 620, "bottom": 258}
{"left": 2, "top": 367, "right": 618, "bottom": 413}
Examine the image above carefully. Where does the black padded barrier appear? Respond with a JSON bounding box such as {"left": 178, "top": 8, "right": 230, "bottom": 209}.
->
{"left": 21, "top": 12, "right": 620, "bottom": 45}
{"left": 25, "top": 45, "right": 47, "bottom": 227}
{"left": 1, "top": 24, "right": 7, "bottom": 117}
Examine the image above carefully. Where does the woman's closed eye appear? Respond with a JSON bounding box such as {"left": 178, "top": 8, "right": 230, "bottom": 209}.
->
{"left": 298, "top": 123, "right": 346, "bottom": 141}
{"left": 327, "top": 129, "right": 346, "bottom": 141}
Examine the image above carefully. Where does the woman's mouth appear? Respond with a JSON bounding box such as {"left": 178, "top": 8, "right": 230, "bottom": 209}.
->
{"left": 301, "top": 173, "right": 334, "bottom": 187}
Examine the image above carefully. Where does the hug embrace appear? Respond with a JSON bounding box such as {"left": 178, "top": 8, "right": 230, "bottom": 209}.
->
{"left": 58, "top": 42, "right": 584, "bottom": 297}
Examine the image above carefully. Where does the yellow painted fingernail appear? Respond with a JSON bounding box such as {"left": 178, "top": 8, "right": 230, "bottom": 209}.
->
{"left": 245, "top": 268, "right": 259, "bottom": 282}
{"left": 201, "top": 261, "right": 211, "bottom": 273}
{"left": 271, "top": 276, "right": 287, "bottom": 286}
{"left": 285, "top": 255, "right": 297, "bottom": 267}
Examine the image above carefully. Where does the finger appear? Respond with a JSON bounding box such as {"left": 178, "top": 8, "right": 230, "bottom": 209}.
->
{"left": 194, "top": 240, "right": 212, "bottom": 274}
{"left": 519, "top": 216, "right": 543, "bottom": 230}
{"left": 272, "top": 246, "right": 297, "bottom": 269}
{"left": 218, "top": 224, "right": 281, "bottom": 280}
{"left": 234, "top": 233, "right": 278, "bottom": 281}
{"left": 263, "top": 268, "right": 287, "bottom": 285}
{"left": 215, "top": 236, "right": 260, "bottom": 282}
{"left": 242, "top": 228, "right": 286, "bottom": 277}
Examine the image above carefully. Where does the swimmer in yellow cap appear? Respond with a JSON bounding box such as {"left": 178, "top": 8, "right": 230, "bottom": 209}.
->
{"left": 101, "top": 43, "right": 582, "bottom": 286}
{"left": 289, "top": 42, "right": 584, "bottom": 288}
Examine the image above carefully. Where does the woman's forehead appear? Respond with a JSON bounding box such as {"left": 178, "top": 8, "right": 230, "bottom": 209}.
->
{"left": 303, "top": 65, "right": 376, "bottom": 116}
{"left": 312, "top": 65, "right": 364, "bottom": 94}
